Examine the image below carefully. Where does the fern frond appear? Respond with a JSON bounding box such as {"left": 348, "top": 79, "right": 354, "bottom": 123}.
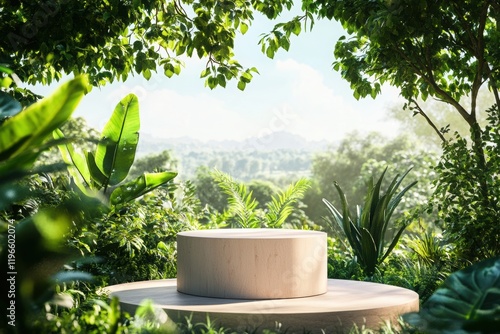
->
{"left": 265, "top": 178, "right": 310, "bottom": 227}
{"left": 211, "top": 169, "right": 260, "bottom": 228}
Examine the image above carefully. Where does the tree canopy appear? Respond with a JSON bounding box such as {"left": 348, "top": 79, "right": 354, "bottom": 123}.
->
{"left": 288, "top": 1, "right": 499, "bottom": 138}
{"left": 0, "top": 0, "right": 300, "bottom": 90}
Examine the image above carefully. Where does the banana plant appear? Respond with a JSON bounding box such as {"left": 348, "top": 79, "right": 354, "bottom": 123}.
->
{"left": 0, "top": 76, "right": 88, "bottom": 174}
{"left": 0, "top": 76, "right": 93, "bottom": 332}
{"left": 54, "top": 94, "right": 177, "bottom": 208}
{"left": 323, "top": 167, "right": 417, "bottom": 277}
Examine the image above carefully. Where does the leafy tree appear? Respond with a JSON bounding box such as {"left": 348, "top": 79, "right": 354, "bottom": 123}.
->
{"left": 0, "top": 0, "right": 278, "bottom": 91}
{"left": 431, "top": 105, "right": 500, "bottom": 261}
{"left": 262, "top": 1, "right": 499, "bottom": 262}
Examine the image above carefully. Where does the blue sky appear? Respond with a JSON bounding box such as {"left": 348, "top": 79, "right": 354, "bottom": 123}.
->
{"left": 34, "top": 12, "right": 404, "bottom": 143}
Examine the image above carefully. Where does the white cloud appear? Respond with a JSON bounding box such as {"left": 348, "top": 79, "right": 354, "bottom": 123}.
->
{"left": 138, "top": 88, "right": 251, "bottom": 141}
{"left": 73, "top": 58, "right": 404, "bottom": 143}
{"left": 271, "top": 59, "right": 402, "bottom": 141}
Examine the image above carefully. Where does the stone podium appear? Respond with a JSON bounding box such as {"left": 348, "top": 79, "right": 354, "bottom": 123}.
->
{"left": 107, "top": 228, "right": 419, "bottom": 333}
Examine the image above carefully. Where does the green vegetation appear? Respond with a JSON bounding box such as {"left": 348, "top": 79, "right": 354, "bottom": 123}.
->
{"left": 404, "top": 257, "right": 500, "bottom": 333}
{"left": 323, "top": 168, "right": 417, "bottom": 277}
{"left": 2, "top": 0, "right": 500, "bottom": 333}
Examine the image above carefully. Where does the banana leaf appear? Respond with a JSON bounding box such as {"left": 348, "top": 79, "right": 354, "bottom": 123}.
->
{"left": 94, "top": 94, "right": 139, "bottom": 188}
{"left": 53, "top": 129, "right": 93, "bottom": 195}
{"left": 109, "top": 171, "right": 177, "bottom": 207}
{"left": 0, "top": 76, "right": 88, "bottom": 163}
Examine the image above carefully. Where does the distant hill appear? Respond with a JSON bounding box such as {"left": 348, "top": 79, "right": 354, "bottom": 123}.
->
{"left": 136, "top": 131, "right": 337, "bottom": 181}
{"left": 137, "top": 131, "right": 334, "bottom": 155}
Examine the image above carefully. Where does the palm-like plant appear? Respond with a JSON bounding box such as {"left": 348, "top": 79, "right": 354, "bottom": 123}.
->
{"left": 323, "top": 167, "right": 417, "bottom": 276}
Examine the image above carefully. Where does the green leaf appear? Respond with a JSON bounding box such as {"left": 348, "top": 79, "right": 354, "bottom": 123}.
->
{"left": 53, "top": 129, "right": 93, "bottom": 194}
{"left": 237, "top": 80, "right": 246, "bottom": 91}
{"left": 266, "top": 46, "right": 275, "bottom": 59}
{"left": 404, "top": 257, "right": 500, "bottom": 333}
{"left": 292, "top": 20, "right": 301, "bottom": 35}
{"left": 86, "top": 151, "right": 108, "bottom": 189}
{"left": 110, "top": 171, "right": 177, "bottom": 206}
{"left": 240, "top": 22, "right": 249, "bottom": 34}
{"left": 0, "top": 76, "right": 88, "bottom": 164}
{"left": 265, "top": 178, "right": 310, "bottom": 227}
{"left": 94, "top": 94, "right": 140, "bottom": 187}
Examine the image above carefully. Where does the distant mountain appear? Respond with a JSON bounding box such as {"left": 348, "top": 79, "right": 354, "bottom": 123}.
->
{"left": 137, "top": 131, "right": 334, "bottom": 156}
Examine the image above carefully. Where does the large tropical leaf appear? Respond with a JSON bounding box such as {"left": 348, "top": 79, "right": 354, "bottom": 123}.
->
{"left": 53, "top": 129, "right": 92, "bottom": 195}
{"left": 109, "top": 171, "right": 177, "bottom": 207}
{"left": 404, "top": 257, "right": 500, "bottom": 333}
{"left": 94, "top": 94, "right": 139, "bottom": 188}
{"left": 86, "top": 151, "right": 108, "bottom": 189}
{"left": 0, "top": 76, "right": 88, "bottom": 163}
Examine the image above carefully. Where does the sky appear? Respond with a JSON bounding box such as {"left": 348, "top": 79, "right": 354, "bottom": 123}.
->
{"left": 32, "top": 12, "right": 405, "bottom": 144}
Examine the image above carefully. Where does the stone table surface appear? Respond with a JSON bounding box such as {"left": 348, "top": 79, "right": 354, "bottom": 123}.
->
{"left": 107, "top": 279, "right": 419, "bottom": 333}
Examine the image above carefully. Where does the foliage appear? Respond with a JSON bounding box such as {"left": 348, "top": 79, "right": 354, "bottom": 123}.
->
{"left": 323, "top": 167, "right": 417, "bottom": 276}
{"left": 304, "top": 133, "right": 438, "bottom": 226}
{"left": 404, "top": 256, "right": 500, "bottom": 333}
{"left": 193, "top": 166, "right": 229, "bottom": 214}
{"left": 298, "top": 1, "right": 500, "bottom": 135}
{"left": 0, "top": 77, "right": 94, "bottom": 333}
{"left": 73, "top": 180, "right": 210, "bottom": 285}
{"left": 54, "top": 94, "right": 177, "bottom": 209}
{"left": 211, "top": 169, "right": 310, "bottom": 228}
{"left": 0, "top": 76, "right": 88, "bottom": 173}
{"left": 128, "top": 150, "right": 179, "bottom": 180}
{"left": 405, "top": 232, "right": 451, "bottom": 268}
{"left": 432, "top": 104, "right": 500, "bottom": 262}
{"left": 0, "top": 0, "right": 276, "bottom": 91}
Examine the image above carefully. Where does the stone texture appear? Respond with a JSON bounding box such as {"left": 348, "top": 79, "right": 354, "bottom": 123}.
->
{"left": 107, "top": 279, "right": 419, "bottom": 333}
{"left": 177, "top": 229, "right": 327, "bottom": 299}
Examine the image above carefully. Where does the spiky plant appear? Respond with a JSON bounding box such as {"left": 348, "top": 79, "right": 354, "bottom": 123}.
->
{"left": 323, "top": 167, "right": 417, "bottom": 277}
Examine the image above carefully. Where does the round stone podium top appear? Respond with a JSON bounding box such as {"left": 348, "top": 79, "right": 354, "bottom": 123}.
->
{"left": 178, "top": 228, "right": 326, "bottom": 239}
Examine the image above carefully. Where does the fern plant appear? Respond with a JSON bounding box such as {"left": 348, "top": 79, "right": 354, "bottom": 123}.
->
{"left": 323, "top": 167, "right": 417, "bottom": 277}
{"left": 211, "top": 169, "right": 310, "bottom": 228}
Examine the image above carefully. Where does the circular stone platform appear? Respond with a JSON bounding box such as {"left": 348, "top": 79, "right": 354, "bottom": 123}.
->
{"left": 107, "top": 279, "right": 419, "bottom": 333}
{"left": 177, "top": 229, "right": 327, "bottom": 299}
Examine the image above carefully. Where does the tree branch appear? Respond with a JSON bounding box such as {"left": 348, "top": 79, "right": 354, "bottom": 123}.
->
{"left": 410, "top": 100, "right": 446, "bottom": 143}
{"left": 469, "top": 2, "right": 489, "bottom": 120}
